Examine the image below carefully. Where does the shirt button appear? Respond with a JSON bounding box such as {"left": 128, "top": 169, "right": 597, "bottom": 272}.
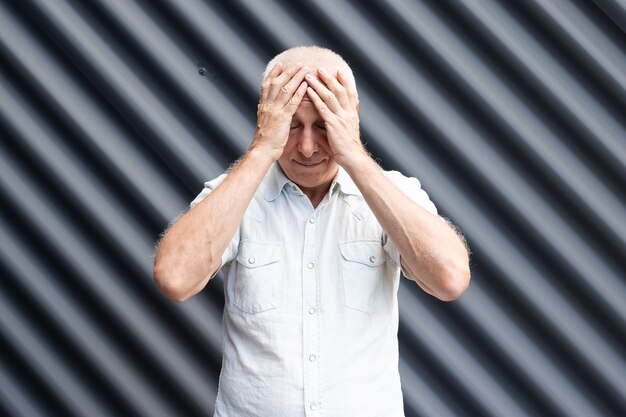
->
{"left": 309, "top": 354, "right": 317, "bottom": 362}
{"left": 248, "top": 257, "right": 256, "bottom": 264}
{"left": 308, "top": 307, "right": 317, "bottom": 315}
{"left": 369, "top": 255, "right": 376, "bottom": 263}
{"left": 310, "top": 402, "right": 319, "bottom": 411}
{"left": 307, "top": 262, "right": 315, "bottom": 269}
{"left": 308, "top": 217, "right": 315, "bottom": 224}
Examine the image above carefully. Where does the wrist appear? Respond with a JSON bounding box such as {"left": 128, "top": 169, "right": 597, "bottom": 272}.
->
{"left": 248, "top": 140, "right": 283, "bottom": 163}
{"left": 340, "top": 152, "right": 384, "bottom": 195}
{"left": 335, "top": 145, "right": 372, "bottom": 172}
{"left": 246, "top": 143, "right": 280, "bottom": 168}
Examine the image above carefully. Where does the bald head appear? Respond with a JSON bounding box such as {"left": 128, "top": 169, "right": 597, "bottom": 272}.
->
{"left": 263, "top": 46, "right": 357, "bottom": 98}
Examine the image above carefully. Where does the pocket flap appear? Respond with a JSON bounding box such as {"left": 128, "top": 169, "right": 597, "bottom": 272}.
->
{"left": 339, "top": 240, "right": 385, "bottom": 266}
{"left": 236, "top": 241, "right": 282, "bottom": 268}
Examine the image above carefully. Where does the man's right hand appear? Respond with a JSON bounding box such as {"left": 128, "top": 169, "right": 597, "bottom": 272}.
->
{"left": 251, "top": 62, "right": 309, "bottom": 161}
{"left": 153, "top": 64, "right": 308, "bottom": 302}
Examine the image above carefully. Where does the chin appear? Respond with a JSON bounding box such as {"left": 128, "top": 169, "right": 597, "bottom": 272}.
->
{"left": 291, "top": 173, "right": 322, "bottom": 186}
{"left": 279, "top": 159, "right": 338, "bottom": 188}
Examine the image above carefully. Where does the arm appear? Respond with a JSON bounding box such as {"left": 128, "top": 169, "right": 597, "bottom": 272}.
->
{"left": 343, "top": 155, "right": 470, "bottom": 301}
{"left": 305, "top": 68, "right": 470, "bottom": 301}
{"left": 153, "top": 63, "right": 309, "bottom": 302}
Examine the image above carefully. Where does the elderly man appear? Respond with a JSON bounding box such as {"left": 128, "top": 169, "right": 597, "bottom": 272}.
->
{"left": 153, "top": 46, "right": 470, "bottom": 417}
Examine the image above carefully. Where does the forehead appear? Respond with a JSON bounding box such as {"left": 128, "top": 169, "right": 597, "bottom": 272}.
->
{"left": 292, "top": 99, "right": 322, "bottom": 120}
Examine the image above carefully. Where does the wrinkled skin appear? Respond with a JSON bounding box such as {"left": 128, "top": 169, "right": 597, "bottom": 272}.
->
{"left": 253, "top": 62, "right": 364, "bottom": 201}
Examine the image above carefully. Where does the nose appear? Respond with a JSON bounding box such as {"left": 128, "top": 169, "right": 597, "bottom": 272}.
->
{"left": 297, "top": 127, "right": 318, "bottom": 158}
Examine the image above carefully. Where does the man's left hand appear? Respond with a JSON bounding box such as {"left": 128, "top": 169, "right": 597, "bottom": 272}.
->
{"left": 305, "top": 68, "right": 366, "bottom": 168}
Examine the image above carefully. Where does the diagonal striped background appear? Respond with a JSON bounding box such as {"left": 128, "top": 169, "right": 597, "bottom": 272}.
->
{"left": 1, "top": 1, "right": 625, "bottom": 416}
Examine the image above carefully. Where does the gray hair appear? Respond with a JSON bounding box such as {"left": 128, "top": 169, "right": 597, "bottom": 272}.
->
{"left": 262, "top": 46, "right": 358, "bottom": 98}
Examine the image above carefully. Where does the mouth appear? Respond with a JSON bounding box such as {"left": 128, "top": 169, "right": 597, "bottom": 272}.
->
{"left": 295, "top": 160, "right": 324, "bottom": 168}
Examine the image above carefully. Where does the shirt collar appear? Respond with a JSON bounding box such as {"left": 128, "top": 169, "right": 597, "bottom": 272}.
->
{"left": 264, "top": 163, "right": 361, "bottom": 201}
{"left": 333, "top": 166, "right": 361, "bottom": 196}
{"left": 264, "top": 163, "right": 292, "bottom": 201}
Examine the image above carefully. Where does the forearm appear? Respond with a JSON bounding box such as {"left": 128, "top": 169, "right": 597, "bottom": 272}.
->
{"left": 153, "top": 147, "right": 274, "bottom": 301}
{"left": 342, "top": 154, "right": 470, "bottom": 301}
{"left": 153, "top": 63, "right": 310, "bottom": 302}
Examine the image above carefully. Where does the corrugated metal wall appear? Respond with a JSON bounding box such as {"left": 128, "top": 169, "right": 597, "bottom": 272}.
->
{"left": 1, "top": 0, "right": 624, "bottom": 416}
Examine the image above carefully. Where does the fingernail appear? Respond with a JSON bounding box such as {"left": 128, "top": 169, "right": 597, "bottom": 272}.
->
{"left": 305, "top": 73, "right": 314, "bottom": 80}
{"left": 318, "top": 67, "right": 327, "bottom": 74}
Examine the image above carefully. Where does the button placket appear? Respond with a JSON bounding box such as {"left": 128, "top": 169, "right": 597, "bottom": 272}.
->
{"left": 303, "top": 212, "right": 321, "bottom": 415}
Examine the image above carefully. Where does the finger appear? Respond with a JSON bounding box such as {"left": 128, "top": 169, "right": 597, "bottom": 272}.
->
{"left": 284, "top": 81, "right": 308, "bottom": 113}
{"left": 276, "top": 66, "right": 308, "bottom": 106}
{"left": 261, "top": 62, "right": 284, "bottom": 102}
{"left": 305, "top": 72, "right": 342, "bottom": 113}
{"left": 268, "top": 63, "right": 304, "bottom": 101}
{"left": 317, "top": 67, "right": 351, "bottom": 109}
{"left": 306, "top": 86, "right": 333, "bottom": 119}
{"left": 337, "top": 70, "right": 358, "bottom": 110}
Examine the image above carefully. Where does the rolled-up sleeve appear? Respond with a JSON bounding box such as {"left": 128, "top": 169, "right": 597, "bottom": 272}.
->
{"left": 382, "top": 170, "right": 439, "bottom": 268}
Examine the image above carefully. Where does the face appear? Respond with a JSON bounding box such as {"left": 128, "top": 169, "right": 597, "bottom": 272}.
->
{"left": 277, "top": 98, "right": 339, "bottom": 195}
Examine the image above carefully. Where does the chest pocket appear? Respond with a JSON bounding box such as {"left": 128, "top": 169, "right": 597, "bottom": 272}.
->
{"left": 234, "top": 240, "right": 282, "bottom": 314}
{"left": 339, "top": 240, "right": 386, "bottom": 314}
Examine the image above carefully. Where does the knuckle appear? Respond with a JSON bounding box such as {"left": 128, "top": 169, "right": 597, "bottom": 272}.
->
{"left": 280, "top": 86, "right": 290, "bottom": 95}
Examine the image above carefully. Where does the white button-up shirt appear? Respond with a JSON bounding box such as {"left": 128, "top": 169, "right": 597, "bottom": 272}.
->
{"left": 190, "top": 163, "right": 438, "bottom": 417}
